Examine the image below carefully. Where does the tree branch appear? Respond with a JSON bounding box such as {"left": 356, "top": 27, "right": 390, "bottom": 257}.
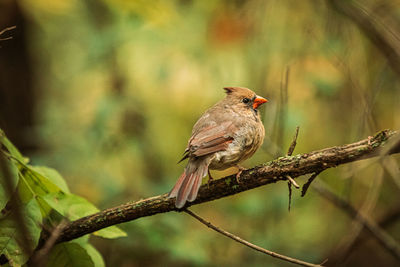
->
{"left": 185, "top": 209, "right": 322, "bottom": 267}
{"left": 54, "top": 129, "right": 400, "bottom": 244}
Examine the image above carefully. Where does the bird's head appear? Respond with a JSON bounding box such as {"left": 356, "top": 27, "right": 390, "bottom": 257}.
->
{"left": 223, "top": 87, "right": 268, "bottom": 111}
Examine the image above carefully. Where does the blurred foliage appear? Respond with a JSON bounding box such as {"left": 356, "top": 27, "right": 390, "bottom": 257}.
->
{"left": 1, "top": 0, "right": 400, "bottom": 266}
{"left": 0, "top": 130, "right": 125, "bottom": 266}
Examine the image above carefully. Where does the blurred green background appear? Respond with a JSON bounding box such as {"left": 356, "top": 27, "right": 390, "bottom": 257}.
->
{"left": 1, "top": 0, "right": 400, "bottom": 266}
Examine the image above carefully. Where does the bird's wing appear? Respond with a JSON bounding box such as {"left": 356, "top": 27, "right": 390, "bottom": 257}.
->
{"left": 182, "top": 120, "right": 235, "bottom": 159}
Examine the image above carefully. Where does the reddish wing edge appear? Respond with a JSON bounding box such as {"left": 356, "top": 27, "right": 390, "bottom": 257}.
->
{"left": 171, "top": 122, "right": 236, "bottom": 208}
{"left": 181, "top": 121, "right": 236, "bottom": 160}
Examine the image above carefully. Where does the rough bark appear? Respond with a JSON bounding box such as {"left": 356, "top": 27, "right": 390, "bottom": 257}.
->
{"left": 55, "top": 129, "right": 400, "bottom": 243}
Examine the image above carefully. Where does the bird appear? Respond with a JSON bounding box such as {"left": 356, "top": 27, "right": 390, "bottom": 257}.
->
{"left": 168, "top": 87, "right": 268, "bottom": 208}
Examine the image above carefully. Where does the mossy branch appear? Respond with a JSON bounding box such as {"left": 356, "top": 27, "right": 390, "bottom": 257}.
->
{"left": 55, "top": 129, "right": 400, "bottom": 244}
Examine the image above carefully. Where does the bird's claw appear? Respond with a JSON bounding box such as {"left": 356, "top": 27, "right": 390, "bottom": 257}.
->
{"left": 235, "top": 172, "right": 242, "bottom": 184}
{"left": 367, "top": 136, "right": 373, "bottom": 146}
{"left": 207, "top": 170, "right": 214, "bottom": 188}
{"left": 235, "top": 165, "right": 246, "bottom": 184}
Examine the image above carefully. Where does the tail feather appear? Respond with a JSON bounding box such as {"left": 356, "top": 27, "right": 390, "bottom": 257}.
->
{"left": 168, "top": 158, "right": 209, "bottom": 208}
{"left": 187, "top": 164, "right": 207, "bottom": 202}
{"left": 187, "top": 173, "right": 202, "bottom": 202}
{"left": 168, "top": 171, "right": 187, "bottom": 198}
{"left": 176, "top": 173, "right": 196, "bottom": 208}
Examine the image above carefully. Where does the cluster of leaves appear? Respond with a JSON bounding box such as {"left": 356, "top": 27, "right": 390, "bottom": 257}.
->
{"left": 0, "top": 129, "right": 127, "bottom": 267}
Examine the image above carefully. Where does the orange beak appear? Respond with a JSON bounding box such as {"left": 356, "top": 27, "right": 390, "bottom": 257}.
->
{"left": 253, "top": 95, "right": 268, "bottom": 109}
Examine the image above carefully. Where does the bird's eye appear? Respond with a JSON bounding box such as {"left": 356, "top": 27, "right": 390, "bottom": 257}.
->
{"left": 242, "top": 98, "right": 250, "bottom": 104}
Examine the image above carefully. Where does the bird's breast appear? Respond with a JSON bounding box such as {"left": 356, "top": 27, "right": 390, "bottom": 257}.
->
{"left": 209, "top": 120, "right": 265, "bottom": 170}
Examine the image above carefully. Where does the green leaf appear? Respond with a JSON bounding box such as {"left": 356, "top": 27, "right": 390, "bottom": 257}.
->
{"left": 0, "top": 160, "right": 19, "bottom": 211}
{"left": 42, "top": 192, "right": 127, "bottom": 239}
{"left": 36, "top": 196, "right": 65, "bottom": 225}
{"left": 30, "top": 166, "right": 70, "bottom": 193}
{"left": 18, "top": 165, "right": 62, "bottom": 198}
{"left": 70, "top": 237, "right": 104, "bottom": 267}
{"left": 16, "top": 164, "right": 65, "bottom": 215}
{"left": 95, "top": 225, "right": 127, "bottom": 239}
{"left": 0, "top": 199, "right": 42, "bottom": 266}
{"left": 84, "top": 244, "right": 105, "bottom": 267}
{"left": 70, "top": 235, "right": 89, "bottom": 246}
{"left": 17, "top": 174, "right": 35, "bottom": 204}
{"left": 0, "top": 131, "right": 25, "bottom": 163}
{"left": 46, "top": 242, "right": 94, "bottom": 267}
{"left": 42, "top": 192, "right": 97, "bottom": 220}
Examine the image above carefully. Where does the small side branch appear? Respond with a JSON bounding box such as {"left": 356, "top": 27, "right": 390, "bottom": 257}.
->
{"left": 286, "top": 175, "right": 299, "bottom": 189}
{"left": 301, "top": 171, "right": 322, "bottom": 197}
{"left": 287, "top": 126, "right": 300, "bottom": 156}
{"left": 286, "top": 126, "right": 300, "bottom": 210}
{"left": 0, "top": 26, "right": 16, "bottom": 41}
{"left": 185, "top": 209, "right": 322, "bottom": 267}
{"left": 31, "top": 221, "right": 67, "bottom": 266}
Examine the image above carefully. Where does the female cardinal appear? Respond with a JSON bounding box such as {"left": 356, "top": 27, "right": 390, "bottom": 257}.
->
{"left": 169, "top": 87, "right": 268, "bottom": 208}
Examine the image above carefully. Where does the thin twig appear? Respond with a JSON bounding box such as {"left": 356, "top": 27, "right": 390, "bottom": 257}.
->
{"left": 184, "top": 209, "right": 322, "bottom": 267}
{"left": 301, "top": 171, "right": 322, "bottom": 197}
{"left": 31, "top": 221, "right": 67, "bottom": 266}
{"left": 0, "top": 26, "right": 16, "bottom": 41}
{"left": 274, "top": 66, "right": 290, "bottom": 158}
{"left": 287, "top": 182, "right": 292, "bottom": 211}
{"left": 287, "top": 126, "right": 300, "bottom": 156}
{"left": 0, "top": 26, "right": 16, "bottom": 36}
{"left": 312, "top": 181, "right": 400, "bottom": 261}
{"left": 286, "top": 126, "right": 300, "bottom": 210}
{"left": 0, "top": 37, "right": 13, "bottom": 41}
{"left": 286, "top": 175, "right": 300, "bottom": 189}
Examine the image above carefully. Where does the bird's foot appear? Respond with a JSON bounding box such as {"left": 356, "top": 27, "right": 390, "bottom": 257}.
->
{"left": 368, "top": 135, "right": 373, "bottom": 146}
{"left": 235, "top": 165, "right": 246, "bottom": 183}
{"left": 207, "top": 170, "right": 214, "bottom": 188}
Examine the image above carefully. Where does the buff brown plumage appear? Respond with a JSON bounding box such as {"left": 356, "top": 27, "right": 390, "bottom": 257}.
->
{"left": 169, "top": 87, "right": 267, "bottom": 208}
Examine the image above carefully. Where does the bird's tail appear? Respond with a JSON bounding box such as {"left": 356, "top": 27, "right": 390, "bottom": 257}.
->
{"left": 168, "top": 159, "right": 209, "bottom": 208}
